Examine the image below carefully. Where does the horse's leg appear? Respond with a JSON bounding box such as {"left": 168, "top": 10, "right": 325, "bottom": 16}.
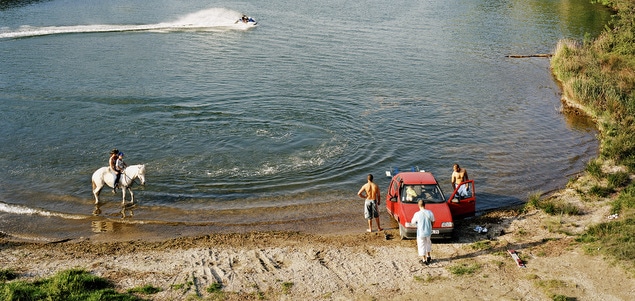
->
{"left": 121, "top": 186, "right": 127, "bottom": 204}
{"left": 129, "top": 188, "right": 135, "bottom": 204}
{"left": 92, "top": 180, "right": 101, "bottom": 204}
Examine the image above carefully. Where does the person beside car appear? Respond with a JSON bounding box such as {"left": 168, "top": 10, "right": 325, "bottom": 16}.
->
{"left": 451, "top": 163, "right": 469, "bottom": 200}
{"left": 357, "top": 174, "right": 383, "bottom": 233}
{"left": 411, "top": 200, "right": 435, "bottom": 265}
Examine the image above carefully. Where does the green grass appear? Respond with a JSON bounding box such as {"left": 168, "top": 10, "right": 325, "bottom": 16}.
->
{"left": 576, "top": 217, "right": 635, "bottom": 271}
{"left": 586, "top": 160, "right": 604, "bottom": 179}
{"left": 448, "top": 263, "right": 481, "bottom": 276}
{"left": 589, "top": 185, "right": 614, "bottom": 197}
{"left": 551, "top": 294, "right": 576, "bottom": 301}
{"left": 205, "top": 282, "right": 224, "bottom": 300}
{"left": 0, "top": 268, "right": 144, "bottom": 301}
{"left": 523, "top": 193, "right": 581, "bottom": 216}
{"left": 280, "top": 282, "right": 294, "bottom": 295}
{"left": 127, "top": 284, "right": 161, "bottom": 295}
{"left": 522, "top": 191, "right": 543, "bottom": 213}
{"left": 611, "top": 183, "right": 635, "bottom": 214}
{"left": 206, "top": 282, "right": 222, "bottom": 294}
{"left": 551, "top": 0, "right": 635, "bottom": 273}
{"left": 552, "top": 1, "right": 635, "bottom": 173}
{"left": 607, "top": 171, "right": 630, "bottom": 188}
{"left": 470, "top": 240, "right": 493, "bottom": 251}
{"left": 0, "top": 269, "right": 18, "bottom": 282}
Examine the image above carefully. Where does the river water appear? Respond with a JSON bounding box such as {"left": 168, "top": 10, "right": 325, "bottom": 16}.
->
{"left": 0, "top": 0, "right": 611, "bottom": 241}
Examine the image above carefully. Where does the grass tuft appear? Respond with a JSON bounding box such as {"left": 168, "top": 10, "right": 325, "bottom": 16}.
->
{"left": 470, "top": 240, "right": 493, "bottom": 251}
{"left": 127, "top": 284, "right": 161, "bottom": 295}
{"left": 524, "top": 193, "right": 581, "bottom": 216}
{"left": 607, "top": 171, "right": 630, "bottom": 188}
{"left": 0, "top": 269, "right": 18, "bottom": 282}
{"left": 0, "top": 268, "right": 143, "bottom": 301}
{"left": 281, "top": 282, "right": 294, "bottom": 295}
{"left": 448, "top": 263, "right": 481, "bottom": 276}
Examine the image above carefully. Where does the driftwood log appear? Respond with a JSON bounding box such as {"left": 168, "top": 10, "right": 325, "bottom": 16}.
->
{"left": 505, "top": 54, "right": 552, "bottom": 58}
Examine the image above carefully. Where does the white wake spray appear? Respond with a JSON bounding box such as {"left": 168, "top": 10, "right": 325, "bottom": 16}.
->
{"left": 0, "top": 8, "right": 254, "bottom": 39}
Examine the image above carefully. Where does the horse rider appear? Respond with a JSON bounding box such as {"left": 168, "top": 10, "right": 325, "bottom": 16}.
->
{"left": 114, "top": 152, "right": 128, "bottom": 189}
{"left": 108, "top": 149, "right": 120, "bottom": 192}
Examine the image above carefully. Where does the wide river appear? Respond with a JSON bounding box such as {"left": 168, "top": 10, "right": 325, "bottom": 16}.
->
{"left": 0, "top": 0, "right": 611, "bottom": 241}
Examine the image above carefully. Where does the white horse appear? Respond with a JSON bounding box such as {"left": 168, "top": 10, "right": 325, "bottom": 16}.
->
{"left": 91, "top": 164, "right": 146, "bottom": 204}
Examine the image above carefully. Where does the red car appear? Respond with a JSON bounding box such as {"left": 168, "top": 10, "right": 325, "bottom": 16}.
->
{"left": 385, "top": 169, "right": 475, "bottom": 239}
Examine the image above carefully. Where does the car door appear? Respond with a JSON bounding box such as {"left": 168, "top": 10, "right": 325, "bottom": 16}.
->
{"left": 386, "top": 175, "right": 402, "bottom": 218}
{"left": 386, "top": 177, "right": 399, "bottom": 215}
{"left": 447, "top": 180, "right": 476, "bottom": 218}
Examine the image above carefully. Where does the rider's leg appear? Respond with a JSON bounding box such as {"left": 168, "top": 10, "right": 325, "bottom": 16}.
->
{"left": 114, "top": 173, "right": 121, "bottom": 189}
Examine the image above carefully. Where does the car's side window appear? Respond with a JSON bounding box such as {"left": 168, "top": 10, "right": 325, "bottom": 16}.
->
{"left": 388, "top": 179, "right": 398, "bottom": 201}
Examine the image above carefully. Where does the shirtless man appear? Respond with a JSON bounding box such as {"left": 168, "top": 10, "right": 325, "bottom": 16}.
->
{"left": 108, "top": 148, "right": 119, "bottom": 193}
{"left": 451, "top": 164, "right": 469, "bottom": 199}
{"left": 357, "top": 174, "right": 383, "bottom": 232}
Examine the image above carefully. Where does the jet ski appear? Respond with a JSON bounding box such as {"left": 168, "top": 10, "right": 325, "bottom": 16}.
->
{"left": 236, "top": 15, "right": 257, "bottom": 26}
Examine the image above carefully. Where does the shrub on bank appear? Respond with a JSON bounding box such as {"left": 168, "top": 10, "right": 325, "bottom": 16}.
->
{"left": 551, "top": 0, "right": 635, "bottom": 172}
{"left": 552, "top": 0, "right": 635, "bottom": 273}
{"left": 0, "top": 269, "right": 145, "bottom": 301}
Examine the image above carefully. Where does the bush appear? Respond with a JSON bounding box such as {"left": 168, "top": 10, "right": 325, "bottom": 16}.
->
{"left": 0, "top": 270, "right": 18, "bottom": 282}
{"left": 555, "top": 0, "right": 635, "bottom": 274}
{"left": 524, "top": 194, "right": 581, "bottom": 216}
{"left": 585, "top": 160, "right": 604, "bottom": 179}
{"left": 611, "top": 183, "right": 635, "bottom": 214}
{"left": 589, "top": 185, "right": 614, "bottom": 197}
{"left": 0, "top": 269, "right": 143, "bottom": 301}
{"left": 552, "top": 0, "right": 635, "bottom": 171}
{"left": 607, "top": 171, "right": 630, "bottom": 188}
{"left": 579, "top": 218, "right": 635, "bottom": 261}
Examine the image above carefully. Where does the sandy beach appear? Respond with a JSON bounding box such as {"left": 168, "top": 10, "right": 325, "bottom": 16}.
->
{"left": 2, "top": 174, "right": 634, "bottom": 301}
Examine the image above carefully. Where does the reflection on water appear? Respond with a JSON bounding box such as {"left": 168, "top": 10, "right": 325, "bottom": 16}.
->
{"left": 560, "top": 101, "right": 598, "bottom": 132}
{"left": 91, "top": 220, "right": 115, "bottom": 233}
{"left": 94, "top": 203, "right": 136, "bottom": 218}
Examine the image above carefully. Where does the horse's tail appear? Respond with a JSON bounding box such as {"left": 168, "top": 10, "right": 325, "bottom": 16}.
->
{"left": 92, "top": 178, "right": 96, "bottom": 191}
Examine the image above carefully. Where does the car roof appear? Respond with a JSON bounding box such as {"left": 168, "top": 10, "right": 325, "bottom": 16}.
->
{"left": 394, "top": 171, "right": 439, "bottom": 185}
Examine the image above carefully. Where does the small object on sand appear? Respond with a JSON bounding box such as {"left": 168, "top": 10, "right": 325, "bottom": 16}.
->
{"left": 608, "top": 213, "right": 619, "bottom": 220}
{"left": 474, "top": 226, "right": 488, "bottom": 233}
{"left": 508, "top": 250, "right": 526, "bottom": 268}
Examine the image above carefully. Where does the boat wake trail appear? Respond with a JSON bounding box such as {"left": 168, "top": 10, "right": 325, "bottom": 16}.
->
{"left": 0, "top": 8, "right": 253, "bottom": 39}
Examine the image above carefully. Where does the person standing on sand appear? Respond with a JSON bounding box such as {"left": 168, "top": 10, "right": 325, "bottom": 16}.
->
{"left": 411, "top": 200, "right": 435, "bottom": 265}
{"left": 357, "top": 174, "right": 383, "bottom": 233}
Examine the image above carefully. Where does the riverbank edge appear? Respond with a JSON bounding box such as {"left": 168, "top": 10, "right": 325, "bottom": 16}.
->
{"left": 549, "top": 0, "right": 635, "bottom": 271}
